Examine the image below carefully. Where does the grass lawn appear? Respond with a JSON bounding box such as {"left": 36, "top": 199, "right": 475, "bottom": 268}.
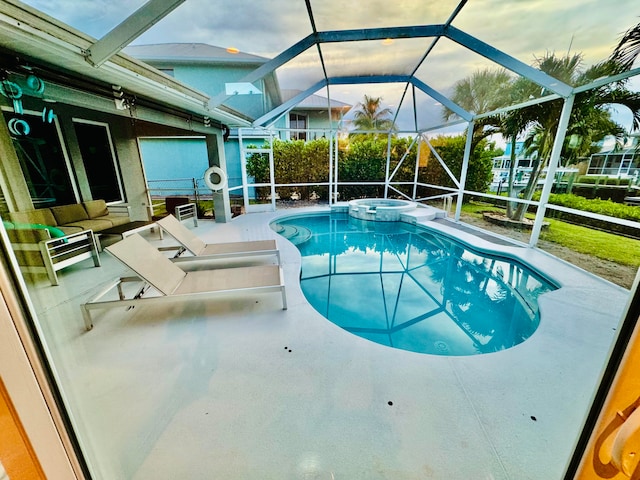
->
{"left": 461, "top": 203, "right": 640, "bottom": 268}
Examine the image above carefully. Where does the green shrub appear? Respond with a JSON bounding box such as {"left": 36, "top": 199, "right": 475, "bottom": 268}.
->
{"left": 576, "top": 176, "right": 631, "bottom": 186}
{"left": 576, "top": 176, "right": 603, "bottom": 184}
{"left": 418, "top": 135, "right": 494, "bottom": 195}
{"left": 603, "top": 177, "right": 630, "bottom": 186}
{"left": 246, "top": 135, "right": 495, "bottom": 202}
{"left": 545, "top": 193, "right": 640, "bottom": 222}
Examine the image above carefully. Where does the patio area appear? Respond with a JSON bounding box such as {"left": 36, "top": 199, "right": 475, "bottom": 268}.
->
{"left": 21, "top": 210, "right": 629, "bottom": 479}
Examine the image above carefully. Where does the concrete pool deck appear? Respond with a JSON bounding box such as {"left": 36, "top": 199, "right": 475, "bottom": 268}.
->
{"left": 25, "top": 208, "right": 630, "bottom": 479}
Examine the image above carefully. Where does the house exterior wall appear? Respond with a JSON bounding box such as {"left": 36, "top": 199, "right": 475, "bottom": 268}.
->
{"left": 139, "top": 137, "right": 208, "bottom": 182}
{"left": 129, "top": 56, "right": 345, "bottom": 198}
{"left": 150, "top": 63, "right": 272, "bottom": 120}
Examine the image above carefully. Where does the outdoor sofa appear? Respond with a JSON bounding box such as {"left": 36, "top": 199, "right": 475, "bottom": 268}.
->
{"left": 4, "top": 200, "right": 131, "bottom": 285}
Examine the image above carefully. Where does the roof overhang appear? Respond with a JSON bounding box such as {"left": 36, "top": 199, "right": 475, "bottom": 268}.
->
{"left": 0, "top": 1, "right": 251, "bottom": 129}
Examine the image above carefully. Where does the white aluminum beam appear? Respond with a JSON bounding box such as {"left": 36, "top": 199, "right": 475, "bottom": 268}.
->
{"left": 445, "top": 25, "right": 573, "bottom": 98}
{"left": 85, "top": 0, "right": 185, "bottom": 67}
{"left": 253, "top": 80, "right": 326, "bottom": 127}
{"left": 252, "top": 74, "right": 452, "bottom": 127}
{"left": 411, "top": 78, "right": 472, "bottom": 121}
{"left": 529, "top": 95, "right": 575, "bottom": 246}
{"left": 454, "top": 121, "right": 475, "bottom": 221}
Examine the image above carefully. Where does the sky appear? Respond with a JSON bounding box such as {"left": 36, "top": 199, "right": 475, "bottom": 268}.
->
{"left": 20, "top": 0, "right": 640, "bottom": 134}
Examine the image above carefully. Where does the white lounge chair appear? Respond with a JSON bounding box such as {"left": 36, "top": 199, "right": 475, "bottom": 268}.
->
{"left": 80, "top": 234, "right": 287, "bottom": 330}
{"left": 156, "top": 214, "right": 280, "bottom": 264}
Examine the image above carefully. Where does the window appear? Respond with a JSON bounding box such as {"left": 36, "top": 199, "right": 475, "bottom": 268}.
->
{"left": 73, "top": 120, "right": 124, "bottom": 203}
{"left": 4, "top": 110, "right": 77, "bottom": 207}
{"left": 289, "top": 113, "right": 307, "bottom": 141}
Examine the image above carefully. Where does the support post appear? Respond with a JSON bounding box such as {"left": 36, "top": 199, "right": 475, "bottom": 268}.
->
{"left": 529, "top": 95, "right": 575, "bottom": 246}
{"left": 328, "top": 130, "right": 333, "bottom": 205}
{"left": 454, "top": 120, "right": 474, "bottom": 221}
{"left": 205, "top": 132, "right": 232, "bottom": 222}
{"left": 384, "top": 133, "right": 392, "bottom": 198}
{"left": 413, "top": 134, "right": 421, "bottom": 200}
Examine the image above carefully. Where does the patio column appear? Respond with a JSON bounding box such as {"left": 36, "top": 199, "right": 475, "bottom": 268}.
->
{"left": 454, "top": 120, "right": 474, "bottom": 221}
{"left": 384, "top": 133, "right": 392, "bottom": 198}
{"left": 205, "top": 132, "right": 232, "bottom": 223}
{"left": 529, "top": 94, "right": 575, "bottom": 247}
{"left": 412, "top": 135, "right": 421, "bottom": 201}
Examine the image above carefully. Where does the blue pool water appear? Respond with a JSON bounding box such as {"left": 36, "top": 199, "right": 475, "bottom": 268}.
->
{"left": 271, "top": 213, "right": 557, "bottom": 356}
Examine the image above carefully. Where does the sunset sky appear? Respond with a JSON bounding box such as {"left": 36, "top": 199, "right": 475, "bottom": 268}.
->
{"left": 20, "top": 0, "right": 640, "bottom": 132}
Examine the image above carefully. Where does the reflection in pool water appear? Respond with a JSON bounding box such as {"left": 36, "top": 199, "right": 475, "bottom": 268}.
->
{"left": 271, "top": 214, "right": 557, "bottom": 356}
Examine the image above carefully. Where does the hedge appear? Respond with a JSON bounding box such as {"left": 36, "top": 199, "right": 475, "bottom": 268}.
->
{"left": 534, "top": 193, "right": 640, "bottom": 238}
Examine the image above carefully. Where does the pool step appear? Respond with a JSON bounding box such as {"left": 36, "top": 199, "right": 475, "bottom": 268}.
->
{"left": 273, "top": 224, "right": 313, "bottom": 245}
{"left": 401, "top": 206, "right": 447, "bottom": 224}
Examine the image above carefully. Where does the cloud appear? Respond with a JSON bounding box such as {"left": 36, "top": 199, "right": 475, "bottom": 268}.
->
{"left": 19, "top": 0, "right": 640, "bottom": 132}
{"left": 25, "top": 0, "right": 147, "bottom": 38}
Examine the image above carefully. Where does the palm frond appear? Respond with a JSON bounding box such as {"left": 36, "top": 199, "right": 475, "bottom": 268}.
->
{"left": 611, "top": 21, "right": 640, "bottom": 70}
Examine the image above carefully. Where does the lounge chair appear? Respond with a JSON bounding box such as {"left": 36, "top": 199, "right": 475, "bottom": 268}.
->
{"left": 80, "top": 234, "right": 287, "bottom": 330}
{"left": 156, "top": 214, "right": 280, "bottom": 264}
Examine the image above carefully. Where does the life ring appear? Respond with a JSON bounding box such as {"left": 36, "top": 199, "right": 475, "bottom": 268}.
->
{"left": 8, "top": 118, "right": 30, "bottom": 136}
{"left": 203, "top": 166, "right": 227, "bottom": 191}
{"left": 0, "top": 80, "right": 22, "bottom": 100}
{"left": 26, "top": 75, "right": 45, "bottom": 94}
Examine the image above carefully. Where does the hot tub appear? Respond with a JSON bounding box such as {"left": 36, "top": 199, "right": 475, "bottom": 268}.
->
{"left": 348, "top": 198, "right": 417, "bottom": 222}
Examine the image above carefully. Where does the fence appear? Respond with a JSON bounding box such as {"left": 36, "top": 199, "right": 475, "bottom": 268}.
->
{"left": 147, "top": 178, "right": 211, "bottom": 215}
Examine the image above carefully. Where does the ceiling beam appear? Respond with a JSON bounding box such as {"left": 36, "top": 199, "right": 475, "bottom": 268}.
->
{"left": 445, "top": 25, "right": 573, "bottom": 98}
{"left": 253, "top": 80, "right": 327, "bottom": 127}
{"left": 218, "top": 22, "right": 575, "bottom": 122}
{"left": 252, "top": 74, "right": 473, "bottom": 128}
{"left": 410, "top": 78, "right": 472, "bottom": 121}
{"left": 85, "top": 0, "right": 185, "bottom": 67}
{"left": 315, "top": 25, "right": 446, "bottom": 43}
{"left": 209, "top": 35, "right": 317, "bottom": 108}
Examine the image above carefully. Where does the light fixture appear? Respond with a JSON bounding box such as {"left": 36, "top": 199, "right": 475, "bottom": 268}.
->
{"left": 226, "top": 47, "right": 240, "bottom": 54}
{"left": 382, "top": 38, "right": 394, "bottom": 46}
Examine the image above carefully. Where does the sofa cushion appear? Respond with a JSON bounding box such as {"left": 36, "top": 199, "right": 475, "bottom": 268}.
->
{"left": 9, "top": 208, "right": 58, "bottom": 227}
{"left": 99, "top": 214, "right": 130, "bottom": 227}
{"left": 64, "top": 219, "right": 113, "bottom": 232}
{"left": 83, "top": 200, "right": 109, "bottom": 219}
{"left": 51, "top": 204, "right": 89, "bottom": 225}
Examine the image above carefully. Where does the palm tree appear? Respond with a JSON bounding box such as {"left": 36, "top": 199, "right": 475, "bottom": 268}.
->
{"left": 507, "top": 52, "right": 640, "bottom": 221}
{"left": 443, "top": 68, "right": 514, "bottom": 149}
{"left": 350, "top": 95, "right": 396, "bottom": 139}
{"left": 443, "top": 68, "right": 531, "bottom": 217}
{"left": 611, "top": 21, "right": 640, "bottom": 70}
{"left": 445, "top": 51, "right": 640, "bottom": 223}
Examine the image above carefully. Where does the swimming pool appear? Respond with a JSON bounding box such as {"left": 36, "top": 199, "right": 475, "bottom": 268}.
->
{"left": 271, "top": 213, "right": 557, "bottom": 356}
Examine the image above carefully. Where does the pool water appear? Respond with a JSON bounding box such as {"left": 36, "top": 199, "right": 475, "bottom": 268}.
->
{"left": 271, "top": 213, "right": 557, "bottom": 356}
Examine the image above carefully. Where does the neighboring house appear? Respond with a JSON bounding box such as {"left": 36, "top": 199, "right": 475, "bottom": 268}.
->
{"left": 278, "top": 89, "right": 351, "bottom": 140}
{"left": 586, "top": 142, "right": 640, "bottom": 178}
{"left": 125, "top": 43, "right": 280, "bottom": 193}
{"left": 125, "top": 43, "right": 281, "bottom": 120}
{"left": 125, "top": 44, "right": 351, "bottom": 197}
